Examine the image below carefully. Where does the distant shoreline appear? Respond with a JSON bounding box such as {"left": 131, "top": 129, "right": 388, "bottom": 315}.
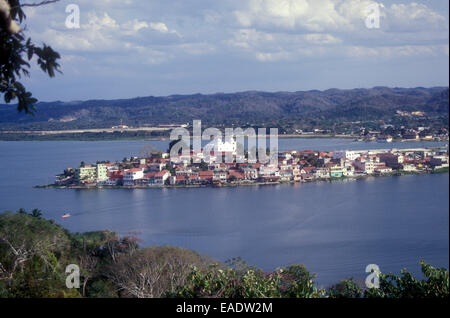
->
{"left": 1, "top": 131, "right": 447, "bottom": 142}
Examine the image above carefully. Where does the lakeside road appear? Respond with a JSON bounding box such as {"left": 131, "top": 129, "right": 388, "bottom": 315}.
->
{"left": 1, "top": 128, "right": 352, "bottom": 137}
{"left": 0, "top": 127, "right": 173, "bottom": 135}
{"left": 1, "top": 129, "right": 448, "bottom": 143}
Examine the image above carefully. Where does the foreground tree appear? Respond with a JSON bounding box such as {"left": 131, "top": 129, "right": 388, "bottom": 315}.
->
{"left": 327, "top": 279, "right": 362, "bottom": 298}
{"left": 364, "top": 261, "right": 449, "bottom": 298}
{"left": 0, "top": 0, "right": 61, "bottom": 114}
{"left": 0, "top": 211, "right": 73, "bottom": 297}
{"left": 108, "top": 246, "right": 212, "bottom": 298}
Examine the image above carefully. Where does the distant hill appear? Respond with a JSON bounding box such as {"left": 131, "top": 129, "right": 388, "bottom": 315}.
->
{"left": 0, "top": 86, "right": 448, "bottom": 130}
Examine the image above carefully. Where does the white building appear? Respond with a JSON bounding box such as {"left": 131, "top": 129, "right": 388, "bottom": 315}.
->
{"left": 333, "top": 151, "right": 360, "bottom": 161}
{"left": 150, "top": 170, "right": 171, "bottom": 186}
{"left": 123, "top": 169, "right": 144, "bottom": 186}
{"left": 259, "top": 165, "right": 279, "bottom": 177}
{"left": 215, "top": 137, "right": 237, "bottom": 153}
{"left": 353, "top": 158, "right": 375, "bottom": 174}
{"left": 242, "top": 168, "right": 258, "bottom": 180}
{"left": 213, "top": 171, "right": 227, "bottom": 182}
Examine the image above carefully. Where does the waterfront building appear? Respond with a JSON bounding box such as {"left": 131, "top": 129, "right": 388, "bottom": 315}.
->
{"left": 96, "top": 164, "right": 108, "bottom": 182}
{"left": 213, "top": 171, "right": 227, "bottom": 182}
{"left": 403, "top": 164, "right": 418, "bottom": 172}
{"left": 374, "top": 166, "right": 393, "bottom": 174}
{"left": 329, "top": 165, "right": 344, "bottom": 178}
{"left": 343, "top": 165, "right": 355, "bottom": 177}
{"left": 227, "top": 170, "right": 245, "bottom": 182}
{"left": 150, "top": 170, "right": 170, "bottom": 186}
{"left": 123, "top": 168, "right": 144, "bottom": 186}
{"left": 314, "top": 167, "right": 330, "bottom": 179}
{"left": 242, "top": 168, "right": 258, "bottom": 180}
{"left": 378, "top": 153, "right": 402, "bottom": 169}
{"left": 198, "top": 171, "right": 213, "bottom": 183}
{"left": 105, "top": 171, "right": 123, "bottom": 185}
{"left": 75, "top": 165, "right": 97, "bottom": 183}
{"left": 259, "top": 165, "right": 280, "bottom": 178}
{"left": 353, "top": 156, "right": 376, "bottom": 174}
{"left": 279, "top": 170, "right": 294, "bottom": 181}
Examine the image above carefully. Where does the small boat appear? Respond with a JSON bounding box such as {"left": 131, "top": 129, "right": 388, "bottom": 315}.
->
{"left": 61, "top": 213, "right": 71, "bottom": 219}
{"left": 377, "top": 136, "right": 393, "bottom": 143}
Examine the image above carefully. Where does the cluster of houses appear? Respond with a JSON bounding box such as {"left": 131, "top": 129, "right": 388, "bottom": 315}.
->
{"left": 55, "top": 145, "right": 449, "bottom": 187}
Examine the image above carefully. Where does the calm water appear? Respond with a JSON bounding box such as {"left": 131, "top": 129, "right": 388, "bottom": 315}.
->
{"left": 0, "top": 139, "right": 448, "bottom": 286}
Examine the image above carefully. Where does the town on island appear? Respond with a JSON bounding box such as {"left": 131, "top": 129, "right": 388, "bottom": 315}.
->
{"left": 47, "top": 137, "right": 450, "bottom": 189}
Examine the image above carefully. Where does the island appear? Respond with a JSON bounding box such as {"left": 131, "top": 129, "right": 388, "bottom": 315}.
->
{"left": 39, "top": 145, "right": 449, "bottom": 189}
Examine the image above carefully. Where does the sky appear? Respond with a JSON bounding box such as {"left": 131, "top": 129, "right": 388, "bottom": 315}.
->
{"left": 19, "top": 0, "right": 449, "bottom": 102}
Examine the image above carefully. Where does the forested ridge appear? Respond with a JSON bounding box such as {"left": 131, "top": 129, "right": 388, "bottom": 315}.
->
{"left": 1, "top": 87, "right": 448, "bottom": 131}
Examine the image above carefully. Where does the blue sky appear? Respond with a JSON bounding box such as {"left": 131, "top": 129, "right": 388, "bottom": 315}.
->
{"left": 20, "top": 0, "right": 449, "bottom": 101}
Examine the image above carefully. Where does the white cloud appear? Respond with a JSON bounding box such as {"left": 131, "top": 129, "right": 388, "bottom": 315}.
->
{"left": 344, "top": 44, "right": 449, "bottom": 58}
{"left": 122, "top": 19, "right": 149, "bottom": 34}
{"left": 87, "top": 12, "right": 119, "bottom": 30}
{"left": 30, "top": 9, "right": 182, "bottom": 57}
{"left": 304, "top": 33, "right": 341, "bottom": 44}
{"left": 231, "top": 0, "right": 446, "bottom": 33}
{"left": 23, "top": 0, "right": 448, "bottom": 61}
{"left": 255, "top": 51, "right": 291, "bottom": 61}
{"left": 233, "top": 0, "right": 364, "bottom": 32}
{"left": 18, "top": 0, "right": 449, "bottom": 99}
{"left": 386, "top": 2, "right": 447, "bottom": 31}
{"left": 223, "top": 0, "right": 448, "bottom": 61}
{"left": 149, "top": 22, "right": 169, "bottom": 33}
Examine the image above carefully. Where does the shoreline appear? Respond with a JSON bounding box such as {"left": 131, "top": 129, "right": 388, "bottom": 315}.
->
{"left": 35, "top": 168, "right": 449, "bottom": 190}
{"left": 1, "top": 134, "right": 448, "bottom": 142}
{"left": 1, "top": 133, "right": 355, "bottom": 141}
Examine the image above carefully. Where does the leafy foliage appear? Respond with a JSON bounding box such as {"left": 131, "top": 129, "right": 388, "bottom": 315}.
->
{"left": 327, "top": 279, "right": 362, "bottom": 298}
{"left": 0, "top": 210, "right": 448, "bottom": 298}
{"left": 364, "top": 261, "right": 449, "bottom": 298}
{"left": 0, "top": 0, "right": 61, "bottom": 114}
{"left": 172, "top": 263, "right": 324, "bottom": 298}
{"left": 0, "top": 210, "right": 72, "bottom": 297}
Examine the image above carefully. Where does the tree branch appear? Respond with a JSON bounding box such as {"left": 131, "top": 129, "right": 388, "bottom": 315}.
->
{"left": 14, "top": 0, "right": 60, "bottom": 8}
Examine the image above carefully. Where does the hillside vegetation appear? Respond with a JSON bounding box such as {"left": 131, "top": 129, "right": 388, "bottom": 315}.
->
{"left": 0, "top": 210, "right": 448, "bottom": 298}
{"left": 0, "top": 87, "right": 448, "bottom": 131}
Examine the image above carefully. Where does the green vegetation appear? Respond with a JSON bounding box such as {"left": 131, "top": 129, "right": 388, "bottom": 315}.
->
{"left": 327, "top": 279, "right": 362, "bottom": 298}
{"left": 364, "top": 261, "right": 449, "bottom": 298}
{"left": 1, "top": 0, "right": 61, "bottom": 114}
{"left": 0, "top": 87, "right": 448, "bottom": 136}
{"left": 170, "top": 264, "right": 322, "bottom": 298}
{"left": 433, "top": 167, "right": 449, "bottom": 174}
{"left": 0, "top": 210, "right": 448, "bottom": 298}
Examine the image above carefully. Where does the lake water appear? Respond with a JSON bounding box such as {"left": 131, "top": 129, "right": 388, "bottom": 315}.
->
{"left": 0, "top": 139, "right": 448, "bottom": 286}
